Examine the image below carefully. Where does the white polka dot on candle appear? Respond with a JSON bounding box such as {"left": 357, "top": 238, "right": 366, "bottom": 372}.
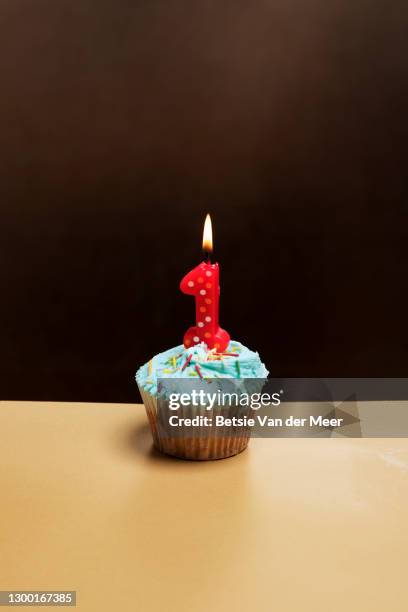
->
{"left": 199, "top": 289, "right": 206, "bottom": 295}
{"left": 187, "top": 281, "right": 194, "bottom": 287}
{"left": 206, "top": 271, "right": 212, "bottom": 277}
{"left": 198, "top": 322, "right": 204, "bottom": 328}
{"left": 205, "top": 316, "right": 211, "bottom": 322}
{"left": 193, "top": 336, "right": 200, "bottom": 343}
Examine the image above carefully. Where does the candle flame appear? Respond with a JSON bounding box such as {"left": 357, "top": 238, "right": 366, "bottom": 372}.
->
{"left": 202, "top": 214, "right": 213, "bottom": 253}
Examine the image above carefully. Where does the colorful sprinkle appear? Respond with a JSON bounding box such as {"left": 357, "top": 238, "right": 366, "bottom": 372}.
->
{"left": 182, "top": 354, "right": 192, "bottom": 371}
{"left": 195, "top": 364, "right": 204, "bottom": 380}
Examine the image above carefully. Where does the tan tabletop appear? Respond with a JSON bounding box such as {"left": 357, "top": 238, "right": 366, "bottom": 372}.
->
{"left": 0, "top": 401, "right": 407, "bottom": 611}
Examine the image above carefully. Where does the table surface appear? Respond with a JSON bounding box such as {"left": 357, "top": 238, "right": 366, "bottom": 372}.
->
{"left": 0, "top": 401, "right": 407, "bottom": 612}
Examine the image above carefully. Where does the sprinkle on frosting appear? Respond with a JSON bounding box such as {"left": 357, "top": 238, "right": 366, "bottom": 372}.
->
{"left": 182, "top": 354, "right": 193, "bottom": 371}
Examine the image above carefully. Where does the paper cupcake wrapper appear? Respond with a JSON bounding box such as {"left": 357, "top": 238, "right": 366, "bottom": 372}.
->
{"left": 138, "top": 385, "right": 251, "bottom": 460}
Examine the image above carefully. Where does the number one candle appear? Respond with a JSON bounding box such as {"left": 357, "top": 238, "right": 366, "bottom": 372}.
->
{"left": 180, "top": 214, "right": 230, "bottom": 352}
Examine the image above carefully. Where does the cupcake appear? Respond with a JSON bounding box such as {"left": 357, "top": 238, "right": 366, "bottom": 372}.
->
{"left": 136, "top": 341, "right": 268, "bottom": 460}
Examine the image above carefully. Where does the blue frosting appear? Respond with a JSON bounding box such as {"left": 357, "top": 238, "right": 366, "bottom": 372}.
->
{"left": 136, "top": 341, "right": 269, "bottom": 396}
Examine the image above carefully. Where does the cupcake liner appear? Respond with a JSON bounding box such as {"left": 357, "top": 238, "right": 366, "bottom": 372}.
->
{"left": 138, "top": 384, "right": 251, "bottom": 460}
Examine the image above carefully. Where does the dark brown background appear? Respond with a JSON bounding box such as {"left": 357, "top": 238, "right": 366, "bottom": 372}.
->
{"left": 1, "top": 0, "right": 407, "bottom": 402}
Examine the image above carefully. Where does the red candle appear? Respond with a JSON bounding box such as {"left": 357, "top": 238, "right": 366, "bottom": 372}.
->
{"left": 180, "top": 214, "right": 230, "bottom": 352}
